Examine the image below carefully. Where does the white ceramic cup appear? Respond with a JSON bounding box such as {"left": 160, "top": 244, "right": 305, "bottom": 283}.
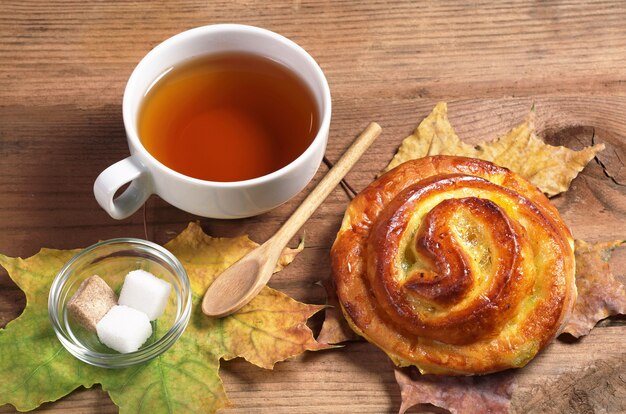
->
{"left": 94, "top": 24, "right": 331, "bottom": 219}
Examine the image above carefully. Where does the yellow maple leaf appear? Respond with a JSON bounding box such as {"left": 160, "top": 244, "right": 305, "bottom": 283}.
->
{"left": 383, "top": 102, "right": 604, "bottom": 196}
{"left": 0, "top": 222, "right": 325, "bottom": 413}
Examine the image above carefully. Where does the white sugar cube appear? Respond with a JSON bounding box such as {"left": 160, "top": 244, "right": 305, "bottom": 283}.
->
{"left": 118, "top": 270, "right": 172, "bottom": 320}
{"left": 96, "top": 305, "right": 152, "bottom": 353}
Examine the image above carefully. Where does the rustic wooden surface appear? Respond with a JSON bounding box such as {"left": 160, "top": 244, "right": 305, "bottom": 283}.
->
{"left": 1, "top": 1, "right": 625, "bottom": 413}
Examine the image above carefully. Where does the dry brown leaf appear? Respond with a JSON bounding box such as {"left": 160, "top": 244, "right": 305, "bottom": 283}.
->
{"left": 383, "top": 102, "right": 604, "bottom": 196}
{"left": 395, "top": 366, "right": 516, "bottom": 414}
{"left": 563, "top": 239, "right": 626, "bottom": 338}
{"left": 317, "top": 278, "right": 360, "bottom": 345}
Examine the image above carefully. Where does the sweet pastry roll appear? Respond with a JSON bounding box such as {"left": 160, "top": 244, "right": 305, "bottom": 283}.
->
{"left": 331, "top": 156, "right": 576, "bottom": 375}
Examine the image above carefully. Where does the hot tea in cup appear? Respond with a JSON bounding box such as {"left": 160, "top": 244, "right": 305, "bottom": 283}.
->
{"left": 139, "top": 52, "right": 320, "bottom": 182}
{"left": 94, "top": 24, "right": 331, "bottom": 219}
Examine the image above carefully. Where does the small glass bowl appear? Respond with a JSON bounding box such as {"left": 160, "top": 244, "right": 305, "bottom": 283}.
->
{"left": 48, "top": 238, "right": 191, "bottom": 368}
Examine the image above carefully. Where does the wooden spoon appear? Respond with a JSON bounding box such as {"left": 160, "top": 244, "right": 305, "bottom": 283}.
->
{"left": 202, "top": 122, "right": 382, "bottom": 317}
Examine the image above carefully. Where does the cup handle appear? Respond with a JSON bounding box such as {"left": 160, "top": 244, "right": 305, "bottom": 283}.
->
{"left": 93, "top": 156, "right": 153, "bottom": 219}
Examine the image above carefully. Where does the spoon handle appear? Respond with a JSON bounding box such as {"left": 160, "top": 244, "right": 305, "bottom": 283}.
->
{"left": 271, "top": 122, "right": 382, "bottom": 246}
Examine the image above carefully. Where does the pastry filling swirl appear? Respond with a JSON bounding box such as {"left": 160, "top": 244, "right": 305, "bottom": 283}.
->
{"left": 332, "top": 156, "right": 576, "bottom": 375}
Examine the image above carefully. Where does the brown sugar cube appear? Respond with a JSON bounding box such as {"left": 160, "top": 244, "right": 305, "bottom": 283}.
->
{"left": 67, "top": 275, "right": 118, "bottom": 332}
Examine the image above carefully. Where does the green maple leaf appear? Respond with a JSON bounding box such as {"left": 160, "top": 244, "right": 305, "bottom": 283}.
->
{"left": 0, "top": 222, "right": 326, "bottom": 412}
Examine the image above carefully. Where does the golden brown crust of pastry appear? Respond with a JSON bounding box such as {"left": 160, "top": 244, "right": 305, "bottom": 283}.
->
{"left": 331, "top": 156, "right": 576, "bottom": 375}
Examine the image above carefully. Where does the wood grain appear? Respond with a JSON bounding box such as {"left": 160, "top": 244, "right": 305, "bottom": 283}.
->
{"left": 1, "top": 1, "right": 625, "bottom": 413}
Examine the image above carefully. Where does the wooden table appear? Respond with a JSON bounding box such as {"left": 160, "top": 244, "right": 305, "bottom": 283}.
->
{"left": 1, "top": 1, "right": 625, "bottom": 413}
